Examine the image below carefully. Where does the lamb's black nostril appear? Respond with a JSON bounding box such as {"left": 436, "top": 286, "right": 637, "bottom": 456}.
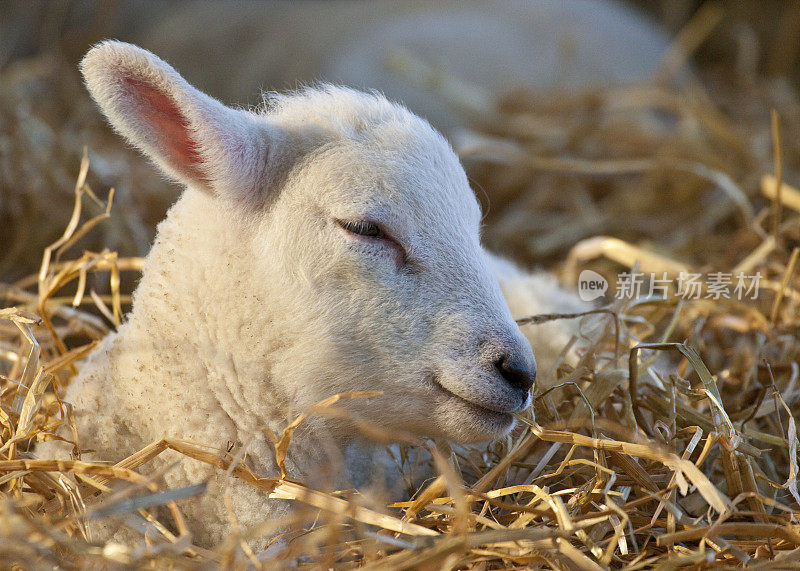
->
{"left": 495, "top": 353, "right": 536, "bottom": 391}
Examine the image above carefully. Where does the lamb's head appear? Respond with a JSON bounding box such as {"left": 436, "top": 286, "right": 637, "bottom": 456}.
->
{"left": 81, "top": 41, "right": 535, "bottom": 443}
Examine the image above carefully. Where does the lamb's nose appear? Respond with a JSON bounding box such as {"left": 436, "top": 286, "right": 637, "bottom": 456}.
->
{"left": 495, "top": 352, "right": 536, "bottom": 391}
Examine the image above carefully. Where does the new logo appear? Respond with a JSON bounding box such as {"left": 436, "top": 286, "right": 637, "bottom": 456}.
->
{"left": 578, "top": 269, "right": 608, "bottom": 301}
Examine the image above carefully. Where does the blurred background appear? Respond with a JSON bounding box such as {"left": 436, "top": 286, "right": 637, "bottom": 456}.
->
{"left": 1, "top": 0, "right": 799, "bottom": 290}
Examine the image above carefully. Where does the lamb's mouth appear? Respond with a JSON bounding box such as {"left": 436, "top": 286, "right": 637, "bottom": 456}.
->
{"left": 429, "top": 374, "right": 517, "bottom": 420}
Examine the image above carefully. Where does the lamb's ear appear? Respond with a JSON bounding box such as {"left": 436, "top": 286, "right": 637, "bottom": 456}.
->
{"left": 81, "top": 41, "right": 270, "bottom": 202}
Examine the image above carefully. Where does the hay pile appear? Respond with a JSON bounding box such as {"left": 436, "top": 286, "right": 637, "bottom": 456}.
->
{"left": 3, "top": 8, "right": 800, "bottom": 569}
{"left": 0, "top": 52, "right": 173, "bottom": 284}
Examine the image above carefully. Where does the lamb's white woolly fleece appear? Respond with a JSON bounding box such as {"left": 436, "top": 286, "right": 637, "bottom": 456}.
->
{"left": 41, "top": 41, "right": 585, "bottom": 547}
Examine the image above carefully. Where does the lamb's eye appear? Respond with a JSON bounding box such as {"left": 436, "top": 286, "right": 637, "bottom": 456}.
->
{"left": 337, "top": 219, "right": 384, "bottom": 239}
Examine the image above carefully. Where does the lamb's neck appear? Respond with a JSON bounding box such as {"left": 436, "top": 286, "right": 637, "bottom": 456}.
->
{"left": 124, "top": 190, "right": 360, "bottom": 480}
{"left": 128, "top": 190, "right": 295, "bottom": 431}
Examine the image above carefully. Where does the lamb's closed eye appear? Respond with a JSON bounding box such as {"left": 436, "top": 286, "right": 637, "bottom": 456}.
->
{"left": 336, "top": 219, "right": 384, "bottom": 239}
{"left": 335, "top": 218, "right": 410, "bottom": 264}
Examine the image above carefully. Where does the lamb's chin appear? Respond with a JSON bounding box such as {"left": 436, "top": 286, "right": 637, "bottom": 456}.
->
{"left": 433, "top": 396, "right": 516, "bottom": 443}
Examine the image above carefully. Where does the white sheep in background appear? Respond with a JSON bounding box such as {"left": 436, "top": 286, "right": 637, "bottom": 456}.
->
{"left": 133, "top": 0, "right": 671, "bottom": 134}
{"left": 40, "top": 41, "right": 584, "bottom": 548}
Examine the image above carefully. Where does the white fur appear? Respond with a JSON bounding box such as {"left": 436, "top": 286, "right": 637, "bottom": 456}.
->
{"left": 41, "top": 42, "right": 584, "bottom": 547}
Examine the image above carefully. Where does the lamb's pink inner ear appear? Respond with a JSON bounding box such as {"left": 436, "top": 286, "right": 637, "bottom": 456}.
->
{"left": 124, "top": 77, "right": 209, "bottom": 184}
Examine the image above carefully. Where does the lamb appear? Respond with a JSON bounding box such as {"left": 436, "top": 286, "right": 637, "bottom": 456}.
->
{"left": 40, "top": 41, "right": 584, "bottom": 548}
